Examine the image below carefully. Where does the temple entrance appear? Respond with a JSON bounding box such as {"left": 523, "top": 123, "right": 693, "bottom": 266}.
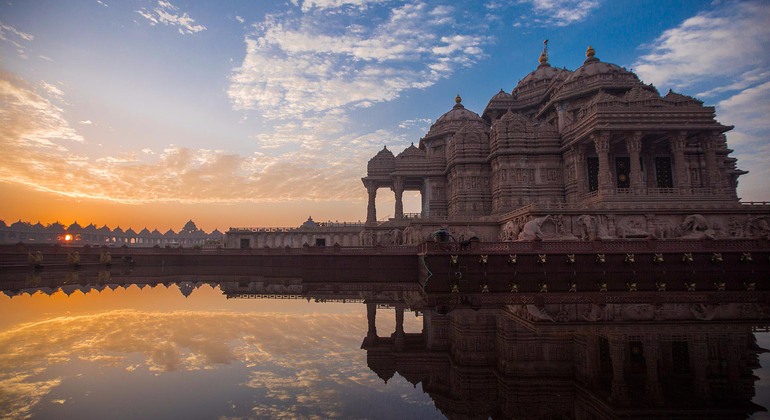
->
{"left": 240, "top": 238, "right": 250, "bottom": 249}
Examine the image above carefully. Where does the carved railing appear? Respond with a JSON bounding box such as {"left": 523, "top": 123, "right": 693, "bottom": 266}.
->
{"left": 646, "top": 188, "right": 678, "bottom": 195}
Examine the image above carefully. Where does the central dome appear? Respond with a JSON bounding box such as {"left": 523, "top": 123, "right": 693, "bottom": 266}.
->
{"left": 563, "top": 46, "right": 636, "bottom": 83}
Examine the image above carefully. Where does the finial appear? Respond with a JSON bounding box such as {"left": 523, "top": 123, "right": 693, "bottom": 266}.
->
{"left": 586, "top": 45, "right": 595, "bottom": 59}
{"left": 539, "top": 39, "right": 549, "bottom": 65}
{"left": 455, "top": 94, "right": 462, "bottom": 104}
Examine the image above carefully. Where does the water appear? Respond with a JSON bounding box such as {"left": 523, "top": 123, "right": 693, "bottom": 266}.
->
{"left": 2, "top": 272, "right": 770, "bottom": 419}
{"left": 0, "top": 283, "right": 440, "bottom": 419}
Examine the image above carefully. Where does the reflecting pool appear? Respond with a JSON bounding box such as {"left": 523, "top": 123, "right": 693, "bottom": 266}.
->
{"left": 1, "top": 269, "right": 770, "bottom": 419}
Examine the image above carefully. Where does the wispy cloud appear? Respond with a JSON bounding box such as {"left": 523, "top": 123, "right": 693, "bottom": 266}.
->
{"left": 299, "top": 0, "right": 388, "bottom": 12}
{"left": 0, "top": 69, "right": 402, "bottom": 204}
{"left": 136, "top": 0, "right": 206, "bottom": 35}
{"left": 508, "top": 0, "right": 601, "bottom": 27}
{"left": 0, "top": 21, "right": 34, "bottom": 59}
{"left": 633, "top": 1, "right": 770, "bottom": 92}
{"left": 228, "top": 2, "right": 487, "bottom": 120}
{"left": 0, "top": 308, "right": 414, "bottom": 419}
{"left": 716, "top": 81, "right": 770, "bottom": 201}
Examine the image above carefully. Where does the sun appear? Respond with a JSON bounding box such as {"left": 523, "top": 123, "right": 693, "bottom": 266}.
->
{"left": 64, "top": 234, "right": 73, "bottom": 241}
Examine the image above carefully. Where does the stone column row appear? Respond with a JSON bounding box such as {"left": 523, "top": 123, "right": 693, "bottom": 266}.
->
{"left": 365, "top": 177, "right": 410, "bottom": 225}
{"left": 575, "top": 130, "right": 707, "bottom": 197}
{"left": 365, "top": 302, "right": 407, "bottom": 351}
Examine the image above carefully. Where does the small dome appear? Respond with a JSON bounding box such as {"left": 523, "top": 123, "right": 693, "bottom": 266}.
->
{"left": 301, "top": 216, "right": 318, "bottom": 229}
{"left": 434, "top": 96, "right": 484, "bottom": 125}
{"left": 490, "top": 89, "right": 513, "bottom": 101}
{"left": 370, "top": 146, "right": 395, "bottom": 160}
{"left": 396, "top": 143, "right": 425, "bottom": 159}
{"left": 366, "top": 146, "right": 396, "bottom": 176}
{"left": 482, "top": 89, "right": 516, "bottom": 120}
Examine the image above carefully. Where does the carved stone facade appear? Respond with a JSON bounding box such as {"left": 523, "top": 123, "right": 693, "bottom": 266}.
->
{"left": 361, "top": 45, "right": 769, "bottom": 244}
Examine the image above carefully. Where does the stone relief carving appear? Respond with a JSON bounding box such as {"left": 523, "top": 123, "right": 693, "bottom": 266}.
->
{"left": 575, "top": 214, "right": 597, "bottom": 240}
{"left": 678, "top": 214, "right": 717, "bottom": 240}
{"left": 745, "top": 216, "right": 770, "bottom": 239}
{"left": 518, "top": 215, "right": 549, "bottom": 241}
{"left": 616, "top": 216, "right": 653, "bottom": 239}
{"left": 501, "top": 221, "right": 520, "bottom": 241}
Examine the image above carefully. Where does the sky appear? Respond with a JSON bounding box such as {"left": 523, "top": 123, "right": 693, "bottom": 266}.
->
{"left": 1, "top": 0, "right": 769, "bottom": 232}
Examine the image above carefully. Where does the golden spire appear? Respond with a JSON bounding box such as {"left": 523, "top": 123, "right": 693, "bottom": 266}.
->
{"left": 586, "top": 45, "right": 596, "bottom": 59}
{"left": 539, "top": 39, "right": 549, "bottom": 65}
{"left": 455, "top": 94, "right": 462, "bottom": 104}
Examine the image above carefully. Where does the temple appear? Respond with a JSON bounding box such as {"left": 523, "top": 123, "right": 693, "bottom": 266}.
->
{"left": 360, "top": 44, "right": 769, "bottom": 245}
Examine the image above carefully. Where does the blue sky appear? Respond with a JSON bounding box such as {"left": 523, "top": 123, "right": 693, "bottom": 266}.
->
{"left": 1, "top": 0, "right": 768, "bottom": 230}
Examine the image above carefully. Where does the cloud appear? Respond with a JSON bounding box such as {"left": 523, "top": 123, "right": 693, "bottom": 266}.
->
{"left": 0, "top": 21, "right": 34, "bottom": 42}
{"left": 715, "top": 81, "right": 770, "bottom": 201}
{"left": 398, "top": 118, "right": 432, "bottom": 130}
{"left": 633, "top": 1, "right": 770, "bottom": 91}
{"left": 136, "top": 0, "right": 206, "bottom": 35}
{"left": 228, "top": 2, "right": 488, "bottom": 120}
{"left": 0, "top": 308, "right": 411, "bottom": 419}
{"left": 0, "top": 21, "right": 34, "bottom": 59}
{"left": 0, "top": 71, "right": 84, "bottom": 150}
{"left": 511, "top": 0, "right": 601, "bottom": 27}
{"left": 0, "top": 70, "right": 410, "bottom": 205}
{"left": 299, "top": 0, "right": 388, "bottom": 12}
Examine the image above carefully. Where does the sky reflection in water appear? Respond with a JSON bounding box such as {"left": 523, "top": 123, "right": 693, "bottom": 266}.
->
{"left": 0, "top": 285, "right": 439, "bottom": 419}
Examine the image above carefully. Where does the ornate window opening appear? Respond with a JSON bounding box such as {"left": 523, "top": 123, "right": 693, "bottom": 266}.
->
{"left": 587, "top": 157, "right": 599, "bottom": 192}
{"left": 655, "top": 157, "right": 673, "bottom": 188}
{"left": 615, "top": 157, "right": 631, "bottom": 188}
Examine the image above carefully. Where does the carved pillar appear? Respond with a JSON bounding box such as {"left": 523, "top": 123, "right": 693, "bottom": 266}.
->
{"left": 627, "top": 131, "right": 644, "bottom": 192}
{"left": 593, "top": 132, "right": 612, "bottom": 194}
{"left": 573, "top": 144, "right": 587, "bottom": 197}
{"left": 609, "top": 335, "right": 628, "bottom": 404}
{"left": 671, "top": 132, "right": 690, "bottom": 193}
{"left": 702, "top": 134, "right": 720, "bottom": 193}
{"left": 366, "top": 302, "right": 378, "bottom": 343}
{"left": 392, "top": 177, "right": 404, "bottom": 220}
{"left": 366, "top": 182, "right": 377, "bottom": 225}
{"left": 393, "top": 304, "right": 406, "bottom": 351}
{"left": 643, "top": 335, "right": 663, "bottom": 404}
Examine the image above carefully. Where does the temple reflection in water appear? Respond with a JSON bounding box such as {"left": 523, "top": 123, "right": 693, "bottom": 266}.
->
{"left": 1, "top": 265, "right": 768, "bottom": 419}
{"left": 363, "top": 302, "right": 767, "bottom": 418}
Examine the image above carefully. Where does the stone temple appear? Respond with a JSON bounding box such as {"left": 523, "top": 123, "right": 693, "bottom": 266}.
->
{"left": 358, "top": 45, "right": 769, "bottom": 245}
